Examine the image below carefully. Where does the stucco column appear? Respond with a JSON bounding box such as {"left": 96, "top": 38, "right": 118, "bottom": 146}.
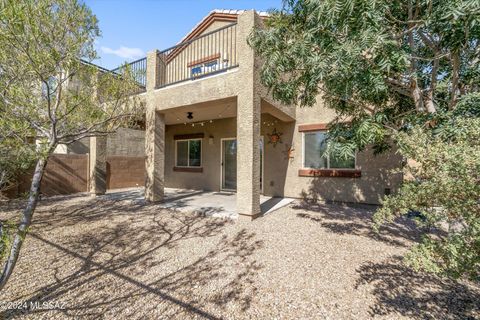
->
{"left": 145, "top": 109, "right": 165, "bottom": 202}
{"left": 89, "top": 136, "right": 107, "bottom": 195}
{"left": 236, "top": 94, "right": 262, "bottom": 219}
{"left": 146, "top": 50, "right": 160, "bottom": 91}
{"left": 236, "top": 10, "right": 262, "bottom": 219}
{"left": 145, "top": 49, "right": 165, "bottom": 202}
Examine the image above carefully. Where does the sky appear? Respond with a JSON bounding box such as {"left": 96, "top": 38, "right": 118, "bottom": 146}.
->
{"left": 83, "top": 0, "right": 283, "bottom": 70}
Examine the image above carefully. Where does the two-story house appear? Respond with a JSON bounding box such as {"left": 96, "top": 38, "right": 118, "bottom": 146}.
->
{"left": 128, "top": 9, "right": 403, "bottom": 220}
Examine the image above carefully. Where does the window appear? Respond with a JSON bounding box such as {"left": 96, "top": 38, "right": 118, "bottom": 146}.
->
{"left": 190, "top": 60, "right": 218, "bottom": 77}
{"left": 303, "top": 131, "right": 355, "bottom": 169}
{"left": 176, "top": 139, "right": 202, "bottom": 167}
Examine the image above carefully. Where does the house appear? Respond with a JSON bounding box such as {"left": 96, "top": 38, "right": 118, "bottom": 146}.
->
{"left": 95, "top": 9, "right": 402, "bottom": 220}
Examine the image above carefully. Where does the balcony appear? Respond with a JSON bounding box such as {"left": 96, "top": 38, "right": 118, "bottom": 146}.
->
{"left": 111, "top": 22, "right": 238, "bottom": 93}
{"left": 110, "top": 57, "right": 147, "bottom": 94}
{"left": 155, "top": 22, "right": 238, "bottom": 88}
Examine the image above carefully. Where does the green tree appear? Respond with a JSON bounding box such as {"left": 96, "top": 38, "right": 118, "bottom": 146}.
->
{"left": 249, "top": 0, "right": 480, "bottom": 279}
{"left": 0, "top": 0, "right": 142, "bottom": 289}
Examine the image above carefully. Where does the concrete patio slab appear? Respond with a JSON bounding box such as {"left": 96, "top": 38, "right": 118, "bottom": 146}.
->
{"left": 103, "top": 187, "right": 294, "bottom": 219}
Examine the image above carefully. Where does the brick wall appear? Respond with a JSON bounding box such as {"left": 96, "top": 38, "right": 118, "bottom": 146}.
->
{"left": 41, "top": 154, "right": 88, "bottom": 195}
{"left": 106, "top": 156, "right": 145, "bottom": 189}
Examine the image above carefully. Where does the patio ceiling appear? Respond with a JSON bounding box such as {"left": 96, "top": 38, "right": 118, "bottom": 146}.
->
{"left": 164, "top": 97, "right": 236, "bottom": 125}
{"left": 163, "top": 96, "right": 295, "bottom": 125}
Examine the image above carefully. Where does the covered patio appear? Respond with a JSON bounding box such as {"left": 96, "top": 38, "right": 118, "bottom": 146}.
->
{"left": 105, "top": 187, "right": 294, "bottom": 219}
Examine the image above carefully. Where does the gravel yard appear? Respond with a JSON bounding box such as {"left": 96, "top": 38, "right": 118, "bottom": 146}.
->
{"left": 0, "top": 195, "right": 478, "bottom": 319}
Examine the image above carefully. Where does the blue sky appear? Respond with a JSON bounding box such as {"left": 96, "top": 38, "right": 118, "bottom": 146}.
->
{"left": 84, "top": 0, "right": 282, "bottom": 70}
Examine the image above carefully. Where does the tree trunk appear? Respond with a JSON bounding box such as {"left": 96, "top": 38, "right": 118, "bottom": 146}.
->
{"left": 450, "top": 50, "right": 460, "bottom": 110}
{"left": 0, "top": 156, "right": 48, "bottom": 291}
{"left": 411, "top": 80, "right": 425, "bottom": 112}
{"left": 424, "top": 95, "right": 437, "bottom": 113}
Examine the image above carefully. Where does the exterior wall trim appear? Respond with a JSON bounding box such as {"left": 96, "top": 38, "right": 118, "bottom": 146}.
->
{"left": 173, "top": 167, "right": 203, "bottom": 173}
{"left": 298, "top": 169, "right": 362, "bottom": 178}
{"left": 187, "top": 53, "right": 221, "bottom": 67}
{"left": 180, "top": 13, "right": 238, "bottom": 45}
{"left": 298, "top": 123, "right": 329, "bottom": 132}
{"left": 173, "top": 133, "right": 205, "bottom": 140}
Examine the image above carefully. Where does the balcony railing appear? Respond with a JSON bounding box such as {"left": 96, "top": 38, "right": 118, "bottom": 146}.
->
{"left": 111, "top": 57, "right": 147, "bottom": 94}
{"left": 156, "top": 22, "right": 238, "bottom": 88}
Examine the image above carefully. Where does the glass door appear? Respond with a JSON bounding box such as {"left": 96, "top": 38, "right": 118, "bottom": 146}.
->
{"left": 221, "top": 138, "right": 264, "bottom": 192}
{"left": 222, "top": 139, "right": 237, "bottom": 190}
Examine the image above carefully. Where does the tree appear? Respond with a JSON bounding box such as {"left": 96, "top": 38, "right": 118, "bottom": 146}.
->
{"left": 0, "top": 0, "right": 142, "bottom": 289}
{"left": 249, "top": 0, "right": 480, "bottom": 279}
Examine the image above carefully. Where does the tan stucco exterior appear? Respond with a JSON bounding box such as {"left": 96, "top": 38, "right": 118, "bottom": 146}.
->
{"left": 144, "top": 10, "right": 403, "bottom": 218}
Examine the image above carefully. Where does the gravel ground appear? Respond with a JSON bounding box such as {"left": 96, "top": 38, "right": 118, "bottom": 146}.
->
{"left": 0, "top": 195, "right": 478, "bottom": 319}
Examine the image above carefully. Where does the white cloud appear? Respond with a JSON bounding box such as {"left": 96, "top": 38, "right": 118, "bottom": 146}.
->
{"left": 101, "top": 46, "right": 145, "bottom": 60}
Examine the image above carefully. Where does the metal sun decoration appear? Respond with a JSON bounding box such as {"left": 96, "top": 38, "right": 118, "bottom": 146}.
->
{"left": 267, "top": 128, "right": 283, "bottom": 147}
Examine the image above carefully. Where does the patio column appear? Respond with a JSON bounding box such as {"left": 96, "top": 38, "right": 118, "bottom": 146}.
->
{"left": 145, "top": 109, "right": 165, "bottom": 202}
{"left": 89, "top": 135, "right": 107, "bottom": 195}
{"left": 236, "top": 10, "right": 262, "bottom": 219}
{"left": 236, "top": 94, "right": 262, "bottom": 219}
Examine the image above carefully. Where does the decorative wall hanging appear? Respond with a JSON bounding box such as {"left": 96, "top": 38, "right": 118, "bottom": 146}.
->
{"left": 283, "top": 144, "right": 295, "bottom": 161}
{"left": 267, "top": 128, "right": 283, "bottom": 147}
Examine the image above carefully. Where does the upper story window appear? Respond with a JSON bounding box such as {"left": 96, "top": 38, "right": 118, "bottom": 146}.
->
{"left": 303, "top": 131, "right": 356, "bottom": 169}
{"left": 190, "top": 60, "right": 218, "bottom": 77}
{"left": 176, "top": 139, "right": 202, "bottom": 167}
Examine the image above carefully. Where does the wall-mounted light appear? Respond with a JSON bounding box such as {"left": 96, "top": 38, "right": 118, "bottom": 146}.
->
{"left": 209, "top": 135, "right": 214, "bottom": 145}
{"left": 187, "top": 112, "right": 193, "bottom": 120}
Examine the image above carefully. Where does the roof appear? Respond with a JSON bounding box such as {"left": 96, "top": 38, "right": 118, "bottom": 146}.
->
{"left": 176, "top": 9, "right": 269, "bottom": 46}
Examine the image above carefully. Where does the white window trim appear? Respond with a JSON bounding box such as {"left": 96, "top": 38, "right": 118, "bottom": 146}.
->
{"left": 175, "top": 138, "right": 202, "bottom": 168}
{"left": 302, "top": 131, "right": 357, "bottom": 170}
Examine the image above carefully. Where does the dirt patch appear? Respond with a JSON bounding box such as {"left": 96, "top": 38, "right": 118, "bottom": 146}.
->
{"left": 0, "top": 196, "right": 478, "bottom": 319}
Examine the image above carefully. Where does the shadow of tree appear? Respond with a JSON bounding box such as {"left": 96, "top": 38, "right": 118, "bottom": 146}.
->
{"left": 355, "top": 256, "right": 480, "bottom": 319}
{"left": 292, "top": 200, "right": 421, "bottom": 247}
{"left": 1, "top": 198, "right": 263, "bottom": 319}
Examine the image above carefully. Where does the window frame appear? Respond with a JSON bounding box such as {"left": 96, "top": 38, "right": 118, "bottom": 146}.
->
{"left": 175, "top": 138, "right": 202, "bottom": 168}
{"left": 302, "top": 131, "right": 357, "bottom": 170}
{"left": 190, "top": 60, "right": 219, "bottom": 77}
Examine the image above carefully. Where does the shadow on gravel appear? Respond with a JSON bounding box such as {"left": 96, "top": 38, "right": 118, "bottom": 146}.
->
{"left": 1, "top": 198, "right": 263, "bottom": 319}
{"left": 355, "top": 256, "right": 480, "bottom": 320}
{"left": 292, "top": 200, "right": 421, "bottom": 247}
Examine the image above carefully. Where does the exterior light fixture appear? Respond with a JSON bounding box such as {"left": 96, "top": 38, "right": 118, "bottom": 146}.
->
{"left": 187, "top": 112, "right": 193, "bottom": 120}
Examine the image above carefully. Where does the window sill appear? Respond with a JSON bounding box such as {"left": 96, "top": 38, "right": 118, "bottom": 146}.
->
{"left": 173, "top": 167, "right": 203, "bottom": 173}
{"left": 298, "top": 169, "right": 361, "bottom": 178}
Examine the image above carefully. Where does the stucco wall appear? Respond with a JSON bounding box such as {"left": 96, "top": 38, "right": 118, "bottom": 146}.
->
{"left": 63, "top": 128, "right": 145, "bottom": 157}
{"left": 163, "top": 108, "right": 402, "bottom": 205}
{"left": 261, "top": 105, "right": 403, "bottom": 204}
{"left": 147, "top": 10, "right": 403, "bottom": 205}
{"left": 164, "top": 117, "right": 237, "bottom": 190}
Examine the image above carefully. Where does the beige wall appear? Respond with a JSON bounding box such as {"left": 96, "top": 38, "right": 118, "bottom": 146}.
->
{"left": 163, "top": 107, "right": 402, "bottom": 204}
{"left": 147, "top": 10, "right": 403, "bottom": 205}
{"left": 165, "top": 117, "right": 236, "bottom": 190}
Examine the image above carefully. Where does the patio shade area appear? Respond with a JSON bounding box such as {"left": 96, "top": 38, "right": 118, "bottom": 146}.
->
{"left": 104, "top": 188, "right": 294, "bottom": 219}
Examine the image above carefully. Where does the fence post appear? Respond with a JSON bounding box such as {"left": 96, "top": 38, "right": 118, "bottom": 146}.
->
{"left": 89, "top": 136, "right": 107, "bottom": 195}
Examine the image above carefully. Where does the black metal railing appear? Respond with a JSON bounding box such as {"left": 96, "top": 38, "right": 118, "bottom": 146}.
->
{"left": 156, "top": 22, "right": 238, "bottom": 88}
{"left": 111, "top": 57, "right": 147, "bottom": 93}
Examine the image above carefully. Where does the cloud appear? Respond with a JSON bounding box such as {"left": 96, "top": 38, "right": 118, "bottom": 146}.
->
{"left": 101, "top": 46, "right": 145, "bottom": 60}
